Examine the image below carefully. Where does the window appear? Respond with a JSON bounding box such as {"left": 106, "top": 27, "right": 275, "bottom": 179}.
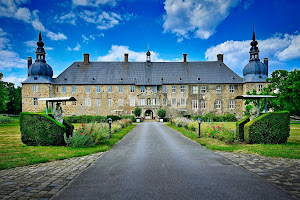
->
{"left": 56, "top": 86, "right": 58, "bottom": 93}
{"left": 96, "top": 98, "right": 101, "bottom": 106}
{"left": 96, "top": 86, "right": 101, "bottom": 93}
{"left": 258, "top": 84, "right": 263, "bottom": 92}
{"left": 33, "top": 98, "right": 38, "bottom": 105}
{"left": 72, "top": 86, "right": 76, "bottom": 93}
{"left": 216, "top": 100, "right": 221, "bottom": 109}
{"left": 108, "top": 86, "right": 113, "bottom": 93}
{"left": 62, "top": 86, "right": 66, "bottom": 93}
{"left": 201, "top": 86, "right": 206, "bottom": 94}
{"left": 153, "top": 86, "right": 157, "bottom": 93}
{"left": 181, "top": 85, "right": 185, "bottom": 93}
{"left": 180, "top": 98, "right": 186, "bottom": 106}
{"left": 201, "top": 100, "right": 206, "bottom": 109}
{"left": 140, "top": 86, "right": 145, "bottom": 92}
{"left": 85, "top": 98, "right": 91, "bottom": 106}
{"left": 163, "top": 98, "right": 167, "bottom": 105}
{"left": 162, "top": 86, "right": 167, "bottom": 93}
{"left": 192, "top": 100, "right": 198, "bottom": 109}
{"left": 119, "top": 99, "right": 123, "bottom": 106}
{"left": 108, "top": 98, "right": 112, "bottom": 106}
{"left": 153, "top": 98, "right": 157, "bottom": 105}
{"left": 172, "top": 85, "right": 176, "bottom": 93}
{"left": 72, "top": 101, "right": 77, "bottom": 106}
{"left": 229, "top": 85, "right": 235, "bottom": 93}
{"left": 140, "top": 98, "right": 145, "bottom": 105}
{"left": 229, "top": 100, "right": 235, "bottom": 109}
{"left": 130, "top": 85, "right": 135, "bottom": 93}
{"left": 193, "top": 86, "right": 198, "bottom": 94}
{"left": 86, "top": 86, "right": 90, "bottom": 93}
{"left": 62, "top": 101, "right": 66, "bottom": 106}
{"left": 130, "top": 98, "right": 135, "bottom": 106}
{"left": 216, "top": 86, "right": 221, "bottom": 94}
{"left": 33, "top": 85, "right": 38, "bottom": 92}
{"left": 171, "top": 98, "right": 177, "bottom": 106}
{"left": 119, "top": 86, "right": 123, "bottom": 93}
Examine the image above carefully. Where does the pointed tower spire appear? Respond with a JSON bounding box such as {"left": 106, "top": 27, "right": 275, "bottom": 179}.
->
{"left": 249, "top": 24, "right": 259, "bottom": 61}
{"left": 146, "top": 45, "right": 151, "bottom": 62}
{"left": 252, "top": 23, "right": 256, "bottom": 41}
{"left": 35, "top": 20, "right": 46, "bottom": 61}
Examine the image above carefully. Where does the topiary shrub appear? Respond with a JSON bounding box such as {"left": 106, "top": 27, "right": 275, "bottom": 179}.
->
{"left": 236, "top": 115, "right": 250, "bottom": 140}
{"left": 107, "top": 115, "right": 121, "bottom": 122}
{"left": 63, "top": 119, "right": 74, "bottom": 138}
{"left": 133, "top": 107, "right": 142, "bottom": 118}
{"left": 158, "top": 109, "right": 166, "bottom": 119}
{"left": 244, "top": 111, "right": 290, "bottom": 144}
{"left": 20, "top": 112, "right": 66, "bottom": 146}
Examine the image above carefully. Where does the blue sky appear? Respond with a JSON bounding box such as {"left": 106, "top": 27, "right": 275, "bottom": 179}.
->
{"left": 0, "top": 0, "right": 299, "bottom": 86}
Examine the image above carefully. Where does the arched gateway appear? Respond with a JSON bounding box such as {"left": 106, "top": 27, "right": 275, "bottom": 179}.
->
{"left": 145, "top": 110, "right": 153, "bottom": 119}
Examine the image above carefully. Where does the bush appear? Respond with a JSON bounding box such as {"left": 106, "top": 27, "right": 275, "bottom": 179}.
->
{"left": 64, "top": 115, "right": 106, "bottom": 123}
{"left": 190, "top": 115, "right": 203, "bottom": 121}
{"left": 224, "top": 114, "right": 237, "bottom": 122}
{"left": 63, "top": 119, "right": 74, "bottom": 138}
{"left": 121, "top": 115, "right": 136, "bottom": 122}
{"left": 174, "top": 117, "right": 192, "bottom": 128}
{"left": 64, "top": 127, "right": 95, "bottom": 148}
{"left": 133, "top": 107, "right": 142, "bottom": 117}
{"left": 20, "top": 113, "right": 66, "bottom": 146}
{"left": 205, "top": 124, "right": 236, "bottom": 143}
{"left": 158, "top": 109, "right": 166, "bottom": 119}
{"left": 188, "top": 121, "right": 198, "bottom": 131}
{"left": 184, "top": 114, "right": 191, "bottom": 119}
{"left": 236, "top": 115, "right": 250, "bottom": 140}
{"left": 0, "top": 115, "right": 14, "bottom": 124}
{"left": 244, "top": 111, "right": 290, "bottom": 144}
{"left": 107, "top": 115, "right": 121, "bottom": 122}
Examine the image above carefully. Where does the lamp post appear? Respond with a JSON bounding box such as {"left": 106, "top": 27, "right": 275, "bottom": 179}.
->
{"left": 108, "top": 118, "right": 112, "bottom": 139}
{"left": 197, "top": 118, "right": 202, "bottom": 138}
{"left": 171, "top": 115, "right": 173, "bottom": 125}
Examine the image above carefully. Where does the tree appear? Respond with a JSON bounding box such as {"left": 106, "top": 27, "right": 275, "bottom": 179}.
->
{"left": 133, "top": 107, "right": 142, "bottom": 117}
{"left": 5, "top": 82, "right": 22, "bottom": 114}
{"left": 157, "top": 109, "right": 166, "bottom": 119}
{"left": 0, "top": 73, "right": 8, "bottom": 113}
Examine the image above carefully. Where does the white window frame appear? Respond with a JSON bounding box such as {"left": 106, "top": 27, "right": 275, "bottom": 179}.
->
{"left": 216, "top": 100, "right": 221, "bottom": 109}
{"left": 216, "top": 86, "right": 221, "bottom": 94}
{"left": 62, "top": 86, "right": 66, "bottom": 93}
{"left": 140, "top": 86, "right": 145, "bottom": 93}
{"left": 258, "top": 84, "right": 263, "bottom": 92}
{"left": 96, "top": 86, "right": 101, "bottom": 93}
{"left": 192, "top": 86, "right": 198, "bottom": 94}
{"left": 108, "top": 86, "right": 113, "bottom": 93}
{"left": 96, "top": 98, "right": 101, "bottom": 106}
{"left": 108, "top": 98, "right": 112, "bottom": 106}
{"left": 171, "top": 98, "right": 177, "bottom": 106}
{"left": 180, "top": 98, "right": 186, "bottom": 106}
{"left": 85, "top": 98, "right": 91, "bottom": 106}
{"left": 33, "top": 98, "right": 38, "bottom": 105}
{"left": 201, "top": 86, "right": 206, "bottom": 94}
{"left": 192, "top": 100, "right": 198, "bottom": 109}
{"left": 119, "top": 86, "right": 123, "bottom": 93}
{"left": 162, "top": 86, "right": 167, "bottom": 93}
{"left": 119, "top": 99, "right": 123, "bottom": 106}
{"left": 163, "top": 98, "right": 167, "bottom": 105}
{"left": 130, "top": 85, "right": 135, "bottom": 93}
{"left": 33, "top": 84, "right": 38, "bottom": 92}
{"left": 201, "top": 100, "right": 206, "bottom": 109}
{"left": 172, "top": 85, "right": 176, "bottom": 93}
{"left": 181, "top": 85, "right": 185, "bottom": 93}
{"left": 140, "top": 98, "right": 145, "bottom": 105}
{"left": 229, "top": 85, "right": 235, "bottom": 93}
{"left": 229, "top": 100, "right": 235, "bottom": 109}
{"left": 86, "top": 86, "right": 90, "bottom": 93}
{"left": 72, "top": 86, "right": 76, "bottom": 93}
{"left": 153, "top": 98, "right": 157, "bottom": 105}
{"left": 130, "top": 98, "right": 135, "bottom": 106}
{"left": 153, "top": 86, "right": 157, "bottom": 93}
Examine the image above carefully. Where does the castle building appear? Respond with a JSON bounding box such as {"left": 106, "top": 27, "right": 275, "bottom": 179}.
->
{"left": 22, "top": 29, "right": 269, "bottom": 119}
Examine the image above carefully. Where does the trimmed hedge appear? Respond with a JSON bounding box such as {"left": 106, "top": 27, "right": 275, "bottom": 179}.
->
{"left": 236, "top": 115, "right": 250, "bottom": 140}
{"left": 244, "top": 111, "right": 290, "bottom": 144}
{"left": 121, "top": 115, "right": 136, "bottom": 122}
{"left": 107, "top": 115, "right": 121, "bottom": 121}
{"left": 190, "top": 113, "right": 237, "bottom": 122}
{"left": 64, "top": 115, "right": 107, "bottom": 123}
{"left": 20, "top": 113, "right": 67, "bottom": 146}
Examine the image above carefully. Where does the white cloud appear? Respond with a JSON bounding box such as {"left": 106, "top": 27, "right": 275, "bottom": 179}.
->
{"left": 72, "top": 0, "right": 118, "bottom": 7}
{"left": 204, "top": 32, "right": 300, "bottom": 74}
{"left": 98, "top": 45, "right": 167, "bottom": 62}
{"left": 3, "top": 76, "right": 26, "bottom": 86}
{"left": 0, "top": 0, "right": 67, "bottom": 41}
{"left": 55, "top": 11, "right": 77, "bottom": 25}
{"left": 67, "top": 43, "right": 81, "bottom": 51}
{"left": 82, "top": 34, "right": 96, "bottom": 43}
{"left": 163, "top": 0, "right": 241, "bottom": 40}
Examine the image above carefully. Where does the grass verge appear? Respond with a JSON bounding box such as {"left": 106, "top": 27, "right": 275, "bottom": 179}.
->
{"left": 167, "top": 123, "right": 300, "bottom": 159}
{"left": 0, "top": 123, "right": 136, "bottom": 170}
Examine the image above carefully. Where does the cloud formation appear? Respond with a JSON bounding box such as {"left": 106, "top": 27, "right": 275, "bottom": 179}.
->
{"left": 72, "top": 0, "right": 118, "bottom": 7}
{"left": 205, "top": 33, "right": 300, "bottom": 74}
{"left": 67, "top": 43, "right": 81, "bottom": 51}
{"left": 163, "top": 0, "right": 241, "bottom": 41}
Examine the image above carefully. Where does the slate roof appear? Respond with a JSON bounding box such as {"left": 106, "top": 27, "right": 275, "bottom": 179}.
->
{"left": 53, "top": 61, "right": 243, "bottom": 85}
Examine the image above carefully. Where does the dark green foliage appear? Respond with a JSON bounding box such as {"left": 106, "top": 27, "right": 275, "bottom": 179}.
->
{"left": 158, "top": 109, "right": 166, "bottom": 118}
{"left": 121, "top": 115, "right": 136, "bottom": 122}
{"left": 107, "top": 115, "right": 121, "bottom": 121}
{"left": 20, "top": 113, "right": 66, "bottom": 146}
{"left": 190, "top": 113, "right": 237, "bottom": 122}
{"left": 133, "top": 107, "right": 142, "bottom": 117}
{"left": 184, "top": 114, "right": 191, "bottom": 119}
{"left": 63, "top": 119, "right": 74, "bottom": 137}
{"left": 236, "top": 115, "right": 250, "bottom": 140}
{"left": 244, "top": 111, "right": 290, "bottom": 144}
{"left": 5, "top": 83, "right": 22, "bottom": 115}
{"left": 64, "top": 115, "right": 107, "bottom": 123}
{"left": 0, "top": 73, "right": 8, "bottom": 113}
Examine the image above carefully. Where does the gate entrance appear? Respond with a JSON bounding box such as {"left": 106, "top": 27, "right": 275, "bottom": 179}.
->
{"left": 145, "top": 110, "right": 153, "bottom": 119}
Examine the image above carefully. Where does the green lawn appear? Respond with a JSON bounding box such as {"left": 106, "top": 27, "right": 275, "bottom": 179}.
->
{"left": 168, "top": 122, "right": 300, "bottom": 159}
{"left": 0, "top": 123, "right": 136, "bottom": 170}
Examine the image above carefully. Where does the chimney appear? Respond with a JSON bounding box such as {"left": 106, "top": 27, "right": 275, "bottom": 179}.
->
{"left": 183, "top": 54, "right": 187, "bottom": 63}
{"left": 264, "top": 57, "right": 269, "bottom": 76}
{"left": 84, "top": 53, "right": 90, "bottom": 64}
{"left": 124, "top": 53, "right": 128, "bottom": 62}
{"left": 217, "top": 54, "right": 223, "bottom": 62}
{"left": 27, "top": 57, "right": 32, "bottom": 77}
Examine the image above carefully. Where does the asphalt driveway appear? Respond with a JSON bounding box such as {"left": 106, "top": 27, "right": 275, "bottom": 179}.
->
{"left": 53, "top": 122, "right": 294, "bottom": 200}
